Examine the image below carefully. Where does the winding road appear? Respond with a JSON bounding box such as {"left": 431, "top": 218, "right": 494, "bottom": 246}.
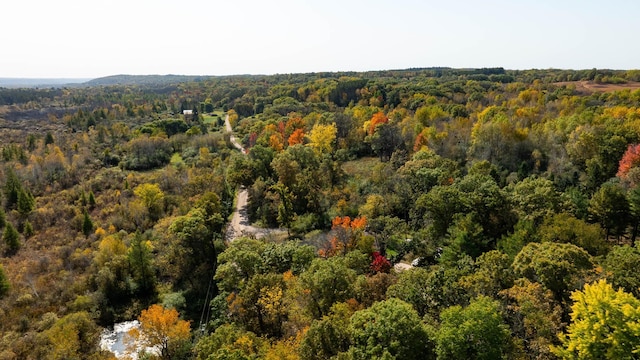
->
{"left": 224, "top": 115, "right": 287, "bottom": 240}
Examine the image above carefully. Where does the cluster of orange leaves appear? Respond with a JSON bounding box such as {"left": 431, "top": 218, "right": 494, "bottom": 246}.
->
{"left": 617, "top": 143, "right": 640, "bottom": 179}
{"left": 127, "top": 304, "right": 191, "bottom": 353}
{"left": 368, "top": 112, "right": 389, "bottom": 135}
{"left": 253, "top": 116, "right": 306, "bottom": 152}
{"left": 319, "top": 216, "right": 367, "bottom": 257}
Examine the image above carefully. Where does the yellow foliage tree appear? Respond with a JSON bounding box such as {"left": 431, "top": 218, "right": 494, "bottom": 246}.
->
{"left": 551, "top": 279, "right": 640, "bottom": 359}
{"left": 128, "top": 304, "right": 191, "bottom": 359}
{"left": 134, "top": 183, "right": 165, "bottom": 219}
{"left": 227, "top": 109, "right": 239, "bottom": 128}
{"left": 306, "top": 123, "right": 337, "bottom": 155}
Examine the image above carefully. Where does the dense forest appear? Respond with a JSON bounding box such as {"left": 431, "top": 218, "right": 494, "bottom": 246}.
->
{"left": 2, "top": 67, "right": 640, "bottom": 359}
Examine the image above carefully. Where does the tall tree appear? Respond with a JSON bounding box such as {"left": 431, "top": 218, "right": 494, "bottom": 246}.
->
{"left": 512, "top": 242, "right": 595, "bottom": 302}
{"left": 589, "top": 182, "right": 630, "bottom": 240}
{"left": 16, "top": 188, "right": 35, "bottom": 217}
{"left": 127, "top": 304, "right": 191, "bottom": 359}
{"left": 128, "top": 232, "right": 156, "bottom": 298}
{"left": 3, "top": 167, "right": 22, "bottom": 209}
{"left": 134, "top": 183, "right": 165, "bottom": 220}
{"left": 435, "top": 296, "right": 513, "bottom": 360}
{"left": 346, "top": 298, "right": 435, "bottom": 359}
{"left": 306, "top": 123, "right": 337, "bottom": 156}
{"left": 552, "top": 279, "right": 640, "bottom": 359}
{"left": 299, "top": 303, "right": 353, "bottom": 360}
{"left": 3, "top": 222, "right": 20, "bottom": 256}
{"left": 0, "top": 264, "right": 9, "bottom": 298}
{"left": 81, "top": 210, "right": 93, "bottom": 237}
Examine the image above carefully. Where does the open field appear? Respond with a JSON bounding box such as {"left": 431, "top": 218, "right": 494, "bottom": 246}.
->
{"left": 554, "top": 80, "right": 640, "bottom": 93}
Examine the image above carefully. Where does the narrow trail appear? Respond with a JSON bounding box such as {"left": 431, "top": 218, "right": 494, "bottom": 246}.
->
{"left": 224, "top": 115, "right": 287, "bottom": 240}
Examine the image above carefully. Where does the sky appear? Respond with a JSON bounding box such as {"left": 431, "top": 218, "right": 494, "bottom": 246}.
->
{"left": 1, "top": 0, "right": 639, "bottom": 78}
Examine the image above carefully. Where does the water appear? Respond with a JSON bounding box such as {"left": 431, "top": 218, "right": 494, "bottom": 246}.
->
{"left": 99, "top": 321, "right": 160, "bottom": 359}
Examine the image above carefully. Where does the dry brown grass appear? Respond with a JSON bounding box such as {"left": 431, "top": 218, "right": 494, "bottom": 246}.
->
{"left": 554, "top": 80, "right": 640, "bottom": 94}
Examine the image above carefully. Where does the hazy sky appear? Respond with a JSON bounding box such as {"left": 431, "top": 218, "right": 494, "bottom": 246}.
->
{"left": 2, "top": 0, "right": 639, "bottom": 78}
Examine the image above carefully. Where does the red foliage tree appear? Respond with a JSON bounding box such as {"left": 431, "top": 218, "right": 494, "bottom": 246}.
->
{"left": 617, "top": 143, "right": 640, "bottom": 185}
{"left": 248, "top": 132, "right": 258, "bottom": 148}
{"left": 370, "top": 251, "right": 391, "bottom": 273}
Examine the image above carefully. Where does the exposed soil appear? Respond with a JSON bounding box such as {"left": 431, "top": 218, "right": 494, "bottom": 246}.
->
{"left": 554, "top": 80, "right": 640, "bottom": 94}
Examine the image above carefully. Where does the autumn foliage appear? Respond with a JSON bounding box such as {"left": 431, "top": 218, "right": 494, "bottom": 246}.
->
{"left": 319, "top": 216, "right": 367, "bottom": 257}
{"left": 370, "top": 251, "right": 391, "bottom": 273}
{"left": 288, "top": 128, "right": 305, "bottom": 146}
{"left": 617, "top": 143, "right": 640, "bottom": 184}
{"left": 368, "top": 111, "right": 389, "bottom": 135}
{"left": 128, "top": 304, "right": 191, "bottom": 359}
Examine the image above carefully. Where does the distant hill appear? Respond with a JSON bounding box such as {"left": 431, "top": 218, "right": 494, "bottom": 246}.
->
{"left": 0, "top": 78, "right": 90, "bottom": 88}
{"left": 84, "top": 74, "right": 212, "bottom": 86}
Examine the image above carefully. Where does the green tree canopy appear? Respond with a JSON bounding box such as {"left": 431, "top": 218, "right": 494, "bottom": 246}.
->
{"left": 345, "top": 298, "right": 434, "bottom": 360}
{"left": 300, "top": 256, "right": 357, "bottom": 318}
{"left": 513, "top": 241, "right": 595, "bottom": 302}
{"left": 435, "top": 296, "right": 513, "bottom": 360}
{"left": 602, "top": 245, "right": 640, "bottom": 298}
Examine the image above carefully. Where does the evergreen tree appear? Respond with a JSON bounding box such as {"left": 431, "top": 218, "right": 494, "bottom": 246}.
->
{"left": 81, "top": 210, "right": 93, "bottom": 237}
{"left": 128, "top": 232, "right": 156, "bottom": 297}
{"left": 23, "top": 220, "right": 34, "bottom": 238}
{"left": 16, "top": 189, "right": 35, "bottom": 217}
{"left": 44, "top": 132, "right": 54, "bottom": 146}
{"left": 88, "top": 191, "right": 96, "bottom": 209}
{"left": 3, "top": 167, "right": 22, "bottom": 209}
{"left": 0, "top": 264, "right": 9, "bottom": 298}
{"left": 80, "top": 190, "right": 87, "bottom": 207}
{"left": 0, "top": 207, "right": 5, "bottom": 229}
{"left": 26, "top": 134, "right": 36, "bottom": 152}
{"left": 3, "top": 222, "right": 20, "bottom": 256}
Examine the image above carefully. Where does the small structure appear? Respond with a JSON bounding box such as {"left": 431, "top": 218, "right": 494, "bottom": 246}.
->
{"left": 182, "top": 109, "right": 194, "bottom": 122}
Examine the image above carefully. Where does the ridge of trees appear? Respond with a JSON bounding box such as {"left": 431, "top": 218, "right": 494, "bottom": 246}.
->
{"left": 1, "top": 67, "right": 640, "bottom": 358}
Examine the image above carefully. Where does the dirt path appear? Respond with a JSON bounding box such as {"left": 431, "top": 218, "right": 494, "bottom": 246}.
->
{"left": 224, "top": 115, "right": 287, "bottom": 240}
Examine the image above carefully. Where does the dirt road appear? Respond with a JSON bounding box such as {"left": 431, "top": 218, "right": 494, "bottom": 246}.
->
{"left": 224, "top": 115, "right": 287, "bottom": 240}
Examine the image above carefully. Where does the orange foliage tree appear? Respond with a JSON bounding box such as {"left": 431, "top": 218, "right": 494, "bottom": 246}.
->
{"left": 288, "top": 128, "right": 305, "bottom": 146}
{"left": 368, "top": 112, "right": 389, "bottom": 135}
{"left": 128, "top": 304, "right": 191, "bottom": 359}
{"left": 617, "top": 143, "right": 640, "bottom": 186}
{"left": 319, "top": 216, "right": 367, "bottom": 257}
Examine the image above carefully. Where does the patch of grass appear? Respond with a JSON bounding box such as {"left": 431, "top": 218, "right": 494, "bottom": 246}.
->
{"left": 202, "top": 109, "right": 226, "bottom": 125}
{"left": 202, "top": 114, "right": 221, "bottom": 125}
{"left": 342, "top": 157, "right": 382, "bottom": 179}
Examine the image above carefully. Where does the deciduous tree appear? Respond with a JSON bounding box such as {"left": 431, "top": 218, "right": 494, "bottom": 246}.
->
{"left": 602, "top": 245, "right": 640, "bottom": 298}
{"left": 435, "top": 296, "right": 513, "bottom": 360}
{"left": 552, "top": 279, "right": 640, "bottom": 359}
{"left": 589, "top": 182, "right": 630, "bottom": 240}
{"left": 346, "top": 298, "right": 434, "bottom": 360}
{"left": 512, "top": 242, "right": 595, "bottom": 302}
{"left": 134, "top": 183, "right": 165, "bottom": 220}
{"left": 307, "top": 123, "right": 337, "bottom": 155}
{"left": 127, "top": 304, "right": 191, "bottom": 359}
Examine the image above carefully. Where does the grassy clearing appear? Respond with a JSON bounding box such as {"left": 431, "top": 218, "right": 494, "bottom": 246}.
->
{"left": 202, "top": 109, "right": 226, "bottom": 125}
{"left": 342, "top": 157, "right": 382, "bottom": 179}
